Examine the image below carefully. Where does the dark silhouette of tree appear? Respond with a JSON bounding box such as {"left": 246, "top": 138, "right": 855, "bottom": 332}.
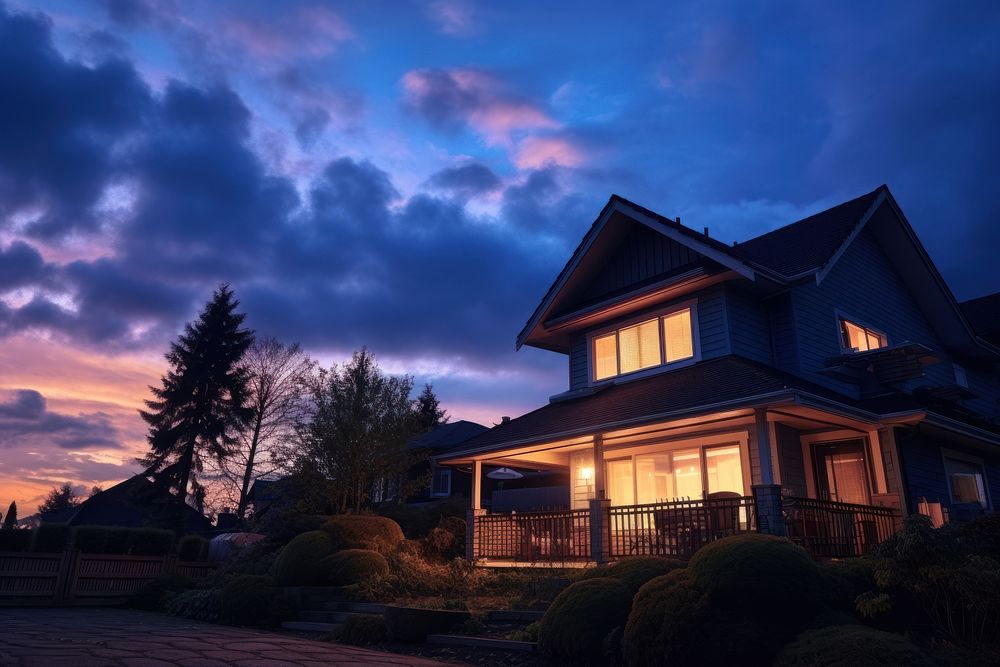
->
{"left": 88, "top": 486, "right": 103, "bottom": 498}
{"left": 38, "top": 483, "right": 80, "bottom": 515}
{"left": 3, "top": 502, "right": 17, "bottom": 529}
{"left": 209, "top": 337, "right": 314, "bottom": 519}
{"left": 299, "top": 348, "right": 416, "bottom": 513}
{"left": 139, "top": 285, "right": 254, "bottom": 503}
{"left": 413, "top": 383, "right": 448, "bottom": 433}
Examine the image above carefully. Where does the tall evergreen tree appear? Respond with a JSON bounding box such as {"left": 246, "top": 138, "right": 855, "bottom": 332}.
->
{"left": 2, "top": 501, "right": 16, "bottom": 529}
{"left": 413, "top": 383, "right": 447, "bottom": 433}
{"left": 139, "top": 285, "right": 254, "bottom": 502}
{"left": 38, "top": 483, "right": 79, "bottom": 515}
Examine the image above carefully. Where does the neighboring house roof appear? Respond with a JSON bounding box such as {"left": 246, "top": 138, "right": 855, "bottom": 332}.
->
{"left": 62, "top": 475, "right": 211, "bottom": 533}
{"left": 407, "top": 420, "right": 490, "bottom": 453}
{"left": 437, "top": 355, "right": 928, "bottom": 460}
{"left": 731, "top": 187, "right": 885, "bottom": 278}
{"left": 960, "top": 292, "right": 1000, "bottom": 346}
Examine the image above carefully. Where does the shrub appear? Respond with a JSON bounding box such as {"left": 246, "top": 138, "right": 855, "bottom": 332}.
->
{"left": 32, "top": 523, "right": 71, "bottom": 552}
{"left": 0, "top": 529, "right": 34, "bottom": 552}
{"left": 128, "top": 574, "right": 197, "bottom": 610}
{"left": 623, "top": 535, "right": 825, "bottom": 667}
{"left": 581, "top": 556, "right": 682, "bottom": 593}
{"left": 321, "top": 515, "right": 404, "bottom": 554}
{"left": 335, "top": 614, "right": 388, "bottom": 645}
{"left": 220, "top": 574, "right": 294, "bottom": 626}
{"left": 319, "top": 549, "right": 389, "bottom": 586}
{"left": 538, "top": 578, "right": 634, "bottom": 662}
{"left": 774, "top": 625, "right": 934, "bottom": 667}
{"left": 819, "top": 558, "right": 877, "bottom": 612}
{"left": 377, "top": 497, "right": 466, "bottom": 538}
{"left": 383, "top": 605, "right": 471, "bottom": 642}
{"left": 273, "top": 530, "right": 333, "bottom": 586}
{"left": 959, "top": 512, "right": 1000, "bottom": 560}
{"left": 422, "top": 527, "right": 459, "bottom": 561}
{"left": 165, "top": 588, "right": 222, "bottom": 623}
{"left": 178, "top": 535, "right": 209, "bottom": 561}
{"left": 71, "top": 526, "right": 174, "bottom": 556}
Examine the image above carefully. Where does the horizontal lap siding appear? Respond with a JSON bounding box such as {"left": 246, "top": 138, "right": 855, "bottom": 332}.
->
{"left": 965, "top": 366, "right": 1000, "bottom": 424}
{"left": 726, "top": 285, "right": 772, "bottom": 365}
{"left": 897, "top": 430, "right": 950, "bottom": 512}
{"left": 768, "top": 293, "right": 799, "bottom": 374}
{"left": 569, "top": 333, "right": 589, "bottom": 390}
{"left": 698, "top": 286, "right": 730, "bottom": 360}
{"left": 790, "top": 228, "right": 953, "bottom": 396}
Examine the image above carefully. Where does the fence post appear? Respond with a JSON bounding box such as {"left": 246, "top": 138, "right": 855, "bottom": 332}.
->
{"left": 162, "top": 553, "right": 178, "bottom": 576}
{"left": 752, "top": 484, "right": 786, "bottom": 537}
{"left": 54, "top": 549, "right": 80, "bottom": 604}
{"left": 466, "top": 508, "right": 486, "bottom": 562}
{"left": 589, "top": 497, "right": 611, "bottom": 563}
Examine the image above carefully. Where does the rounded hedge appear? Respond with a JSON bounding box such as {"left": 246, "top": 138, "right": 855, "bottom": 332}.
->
{"left": 582, "top": 556, "right": 682, "bottom": 593}
{"left": 319, "top": 548, "right": 389, "bottom": 586}
{"left": 321, "top": 515, "right": 404, "bottom": 554}
{"left": 774, "top": 625, "right": 934, "bottom": 667}
{"left": 538, "top": 577, "right": 634, "bottom": 663}
{"left": 178, "top": 534, "right": 210, "bottom": 561}
{"left": 274, "top": 530, "right": 334, "bottom": 586}
{"left": 335, "top": 614, "right": 388, "bottom": 645}
{"left": 220, "top": 574, "right": 285, "bottom": 626}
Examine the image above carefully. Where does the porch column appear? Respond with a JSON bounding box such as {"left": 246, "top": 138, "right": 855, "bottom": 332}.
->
{"left": 754, "top": 408, "right": 775, "bottom": 485}
{"left": 752, "top": 484, "right": 786, "bottom": 537}
{"left": 471, "top": 459, "right": 482, "bottom": 510}
{"left": 593, "top": 434, "right": 606, "bottom": 500}
{"left": 589, "top": 497, "right": 611, "bottom": 563}
{"left": 466, "top": 460, "right": 484, "bottom": 561}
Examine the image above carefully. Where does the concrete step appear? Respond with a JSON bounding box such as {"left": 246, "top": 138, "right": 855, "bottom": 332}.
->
{"left": 281, "top": 620, "right": 342, "bottom": 633}
{"left": 298, "top": 610, "right": 353, "bottom": 623}
{"left": 427, "top": 634, "right": 536, "bottom": 653}
{"left": 322, "top": 601, "right": 387, "bottom": 614}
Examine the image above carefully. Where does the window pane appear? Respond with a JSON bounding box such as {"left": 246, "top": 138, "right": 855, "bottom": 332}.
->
{"left": 663, "top": 309, "right": 694, "bottom": 362}
{"left": 636, "top": 454, "right": 672, "bottom": 504}
{"left": 843, "top": 320, "right": 869, "bottom": 351}
{"left": 619, "top": 319, "right": 661, "bottom": 373}
{"left": 671, "top": 449, "right": 702, "bottom": 500}
{"left": 946, "top": 458, "right": 986, "bottom": 506}
{"left": 706, "top": 445, "right": 744, "bottom": 495}
{"left": 607, "top": 459, "right": 635, "bottom": 506}
{"left": 594, "top": 333, "right": 618, "bottom": 380}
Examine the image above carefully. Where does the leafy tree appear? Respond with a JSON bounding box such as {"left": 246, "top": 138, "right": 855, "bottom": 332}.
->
{"left": 299, "top": 348, "right": 418, "bottom": 513}
{"left": 208, "top": 337, "right": 315, "bottom": 519}
{"left": 3, "top": 501, "right": 17, "bottom": 529}
{"left": 412, "top": 383, "right": 447, "bottom": 433}
{"left": 38, "top": 483, "right": 80, "bottom": 515}
{"left": 139, "top": 285, "right": 254, "bottom": 503}
{"left": 88, "top": 486, "right": 103, "bottom": 498}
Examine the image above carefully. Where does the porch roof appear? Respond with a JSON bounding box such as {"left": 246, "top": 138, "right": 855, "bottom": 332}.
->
{"left": 438, "top": 356, "right": 910, "bottom": 462}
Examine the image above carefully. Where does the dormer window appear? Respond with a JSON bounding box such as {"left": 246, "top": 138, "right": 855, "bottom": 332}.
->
{"left": 839, "top": 318, "right": 887, "bottom": 353}
{"left": 592, "top": 304, "right": 696, "bottom": 382}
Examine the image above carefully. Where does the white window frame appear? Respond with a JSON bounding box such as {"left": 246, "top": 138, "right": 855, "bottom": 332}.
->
{"left": 431, "top": 467, "right": 452, "bottom": 497}
{"left": 942, "top": 449, "right": 990, "bottom": 509}
{"left": 587, "top": 299, "right": 701, "bottom": 385}
{"left": 835, "top": 311, "right": 889, "bottom": 354}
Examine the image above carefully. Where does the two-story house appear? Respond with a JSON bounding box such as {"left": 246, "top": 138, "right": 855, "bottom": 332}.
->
{"left": 438, "top": 185, "right": 1000, "bottom": 565}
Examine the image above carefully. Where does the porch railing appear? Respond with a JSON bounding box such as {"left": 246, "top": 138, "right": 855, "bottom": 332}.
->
{"left": 783, "top": 496, "right": 897, "bottom": 558}
{"left": 477, "top": 509, "right": 591, "bottom": 562}
{"left": 608, "top": 496, "right": 757, "bottom": 559}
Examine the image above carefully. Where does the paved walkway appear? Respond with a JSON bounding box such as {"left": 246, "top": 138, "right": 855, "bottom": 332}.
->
{"left": 0, "top": 608, "right": 447, "bottom": 667}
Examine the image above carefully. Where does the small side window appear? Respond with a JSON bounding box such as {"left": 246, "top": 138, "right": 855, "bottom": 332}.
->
{"left": 431, "top": 468, "right": 452, "bottom": 497}
{"left": 840, "top": 318, "right": 887, "bottom": 352}
{"left": 944, "top": 457, "right": 987, "bottom": 507}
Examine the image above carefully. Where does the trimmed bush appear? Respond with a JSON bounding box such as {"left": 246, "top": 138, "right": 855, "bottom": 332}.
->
{"left": 335, "top": 614, "right": 388, "bottom": 645}
{"left": 0, "top": 529, "right": 33, "bottom": 552}
{"left": 128, "top": 574, "right": 197, "bottom": 610}
{"left": 774, "top": 625, "right": 934, "bottom": 667}
{"left": 274, "top": 530, "right": 333, "bottom": 586}
{"left": 960, "top": 512, "right": 1000, "bottom": 559}
{"left": 378, "top": 497, "right": 466, "bottom": 538}
{"left": 321, "top": 515, "right": 404, "bottom": 554}
{"left": 32, "top": 523, "right": 71, "bottom": 552}
{"left": 71, "top": 526, "right": 174, "bottom": 556}
{"left": 819, "top": 558, "right": 877, "bottom": 612}
{"left": 319, "top": 549, "right": 389, "bottom": 586}
{"left": 220, "top": 574, "right": 294, "bottom": 626}
{"left": 538, "top": 578, "right": 634, "bottom": 663}
{"left": 623, "top": 535, "right": 825, "bottom": 667}
{"left": 581, "top": 556, "right": 682, "bottom": 593}
{"left": 383, "top": 605, "right": 471, "bottom": 642}
{"left": 165, "top": 588, "right": 222, "bottom": 622}
{"left": 178, "top": 534, "right": 209, "bottom": 561}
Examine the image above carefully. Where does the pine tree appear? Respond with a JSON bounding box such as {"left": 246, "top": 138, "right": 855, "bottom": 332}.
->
{"left": 38, "top": 483, "right": 79, "bottom": 515}
{"left": 2, "top": 501, "right": 17, "bottom": 529}
{"left": 139, "top": 285, "right": 255, "bottom": 502}
{"left": 413, "top": 383, "right": 447, "bottom": 433}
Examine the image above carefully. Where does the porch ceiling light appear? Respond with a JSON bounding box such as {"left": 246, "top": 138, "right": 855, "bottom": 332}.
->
{"left": 487, "top": 467, "right": 525, "bottom": 480}
{"left": 581, "top": 466, "right": 594, "bottom": 481}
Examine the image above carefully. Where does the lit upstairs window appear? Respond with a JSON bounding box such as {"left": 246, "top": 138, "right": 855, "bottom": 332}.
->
{"left": 593, "top": 305, "right": 696, "bottom": 382}
{"left": 840, "top": 318, "right": 887, "bottom": 353}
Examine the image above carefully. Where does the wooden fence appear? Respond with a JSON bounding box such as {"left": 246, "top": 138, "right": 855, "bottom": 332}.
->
{"left": 0, "top": 550, "right": 215, "bottom": 605}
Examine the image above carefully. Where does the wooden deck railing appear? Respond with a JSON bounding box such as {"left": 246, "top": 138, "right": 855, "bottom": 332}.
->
{"left": 477, "top": 509, "right": 591, "bottom": 562}
{"left": 0, "top": 550, "right": 215, "bottom": 605}
{"left": 608, "top": 496, "right": 757, "bottom": 559}
{"left": 783, "top": 496, "right": 898, "bottom": 558}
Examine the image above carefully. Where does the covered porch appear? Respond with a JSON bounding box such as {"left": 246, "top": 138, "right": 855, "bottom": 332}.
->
{"left": 446, "top": 402, "right": 905, "bottom": 564}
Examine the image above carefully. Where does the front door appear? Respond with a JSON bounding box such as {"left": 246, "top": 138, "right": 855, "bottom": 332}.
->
{"left": 813, "top": 440, "right": 871, "bottom": 504}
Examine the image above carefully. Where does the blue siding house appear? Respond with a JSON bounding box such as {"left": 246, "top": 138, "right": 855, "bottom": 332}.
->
{"left": 439, "top": 186, "right": 1000, "bottom": 564}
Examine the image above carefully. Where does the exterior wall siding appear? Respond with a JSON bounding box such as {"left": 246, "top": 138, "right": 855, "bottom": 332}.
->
{"left": 775, "top": 424, "right": 807, "bottom": 496}
{"left": 788, "top": 227, "right": 955, "bottom": 396}
{"left": 725, "top": 285, "right": 772, "bottom": 365}
{"left": 897, "top": 427, "right": 1000, "bottom": 516}
{"left": 767, "top": 293, "right": 799, "bottom": 374}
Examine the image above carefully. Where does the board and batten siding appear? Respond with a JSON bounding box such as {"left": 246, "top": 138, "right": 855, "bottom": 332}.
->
{"left": 788, "top": 227, "right": 954, "bottom": 396}
{"left": 566, "top": 286, "right": 730, "bottom": 390}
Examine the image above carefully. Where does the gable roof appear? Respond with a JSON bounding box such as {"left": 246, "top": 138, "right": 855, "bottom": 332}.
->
{"left": 407, "top": 420, "right": 489, "bottom": 452}
{"left": 960, "top": 292, "right": 1000, "bottom": 346}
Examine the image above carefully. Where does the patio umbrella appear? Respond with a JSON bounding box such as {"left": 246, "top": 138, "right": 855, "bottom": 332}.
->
{"left": 486, "top": 467, "right": 524, "bottom": 480}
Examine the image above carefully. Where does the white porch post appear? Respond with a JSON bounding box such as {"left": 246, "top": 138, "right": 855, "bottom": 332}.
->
{"left": 471, "top": 459, "right": 482, "bottom": 510}
{"left": 466, "top": 460, "right": 485, "bottom": 562}
{"left": 751, "top": 408, "right": 785, "bottom": 536}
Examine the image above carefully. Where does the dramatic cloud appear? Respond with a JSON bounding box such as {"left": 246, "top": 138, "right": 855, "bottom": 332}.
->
{"left": 425, "top": 163, "right": 502, "bottom": 197}
{"left": 0, "top": 389, "right": 122, "bottom": 450}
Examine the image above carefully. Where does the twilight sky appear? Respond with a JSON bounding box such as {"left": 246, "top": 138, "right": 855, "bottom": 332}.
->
{"left": 2, "top": 0, "right": 1000, "bottom": 513}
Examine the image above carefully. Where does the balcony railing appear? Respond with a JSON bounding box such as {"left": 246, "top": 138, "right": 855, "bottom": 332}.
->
{"left": 477, "top": 509, "right": 591, "bottom": 562}
{"left": 608, "top": 496, "right": 757, "bottom": 559}
{"left": 783, "top": 496, "right": 897, "bottom": 558}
